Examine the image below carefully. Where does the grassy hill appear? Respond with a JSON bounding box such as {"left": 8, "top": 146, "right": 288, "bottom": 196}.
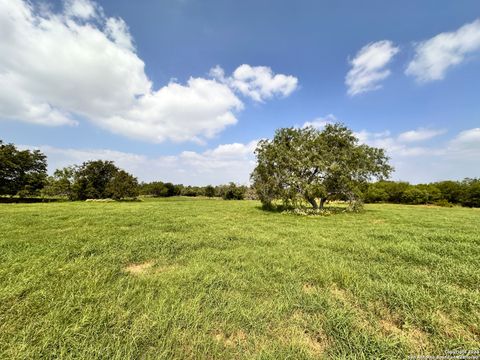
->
{"left": 1, "top": 198, "right": 478, "bottom": 359}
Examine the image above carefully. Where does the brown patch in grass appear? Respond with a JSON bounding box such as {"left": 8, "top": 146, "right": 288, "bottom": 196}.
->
{"left": 330, "top": 284, "right": 349, "bottom": 302}
{"left": 213, "top": 330, "right": 247, "bottom": 347}
{"left": 302, "top": 283, "right": 316, "bottom": 294}
{"left": 124, "top": 261, "right": 154, "bottom": 275}
{"left": 406, "top": 326, "right": 430, "bottom": 351}
{"left": 300, "top": 330, "right": 328, "bottom": 357}
{"left": 373, "top": 302, "right": 432, "bottom": 351}
{"left": 435, "top": 310, "right": 478, "bottom": 342}
{"left": 270, "top": 310, "right": 330, "bottom": 357}
{"left": 379, "top": 319, "right": 402, "bottom": 335}
{"left": 329, "top": 284, "right": 373, "bottom": 331}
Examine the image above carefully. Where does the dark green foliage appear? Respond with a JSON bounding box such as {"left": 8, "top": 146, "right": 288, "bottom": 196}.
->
{"left": 401, "top": 187, "right": 429, "bottom": 205}
{"left": 139, "top": 181, "right": 181, "bottom": 197}
{"left": 0, "top": 140, "right": 47, "bottom": 196}
{"left": 204, "top": 185, "right": 215, "bottom": 198}
{"left": 106, "top": 170, "right": 139, "bottom": 200}
{"left": 365, "top": 178, "right": 480, "bottom": 207}
{"left": 435, "top": 181, "right": 464, "bottom": 203}
{"left": 71, "top": 160, "right": 120, "bottom": 200}
{"left": 181, "top": 185, "right": 204, "bottom": 197}
{"left": 251, "top": 123, "right": 392, "bottom": 210}
{"left": 45, "top": 161, "right": 138, "bottom": 200}
{"left": 221, "top": 182, "right": 246, "bottom": 200}
{"left": 461, "top": 178, "right": 480, "bottom": 207}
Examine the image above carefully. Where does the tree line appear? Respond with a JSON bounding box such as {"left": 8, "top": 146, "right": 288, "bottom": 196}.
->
{"left": 1, "top": 134, "right": 479, "bottom": 207}
{"left": 364, "top": 179, "right": 480, "bottom": 207}
{"left": 0, "top": 139, "right": 248, "bottom": 201}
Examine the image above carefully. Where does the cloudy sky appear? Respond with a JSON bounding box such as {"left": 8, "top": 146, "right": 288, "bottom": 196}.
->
{"left": 1, "top": 0, "right": 479, "bottom": 185}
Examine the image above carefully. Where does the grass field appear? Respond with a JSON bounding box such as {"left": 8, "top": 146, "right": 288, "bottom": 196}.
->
{"left": 0, "top": 198, "right": 479, "bottom": 359}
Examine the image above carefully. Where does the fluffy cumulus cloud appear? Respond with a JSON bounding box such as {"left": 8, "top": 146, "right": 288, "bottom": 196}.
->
{"left": 23, "top": 140, "right": 259, "bottom": 185}
{"left": 397, "top": 128, "right": 446, "bottom": 142}
{"left": 345, "top": 40, "right": 400, "bottom": 96}
{"left": 0, "top": 0, "right": 296, "bottom": 143}
{"left": 406, "top": 19, "right": 480, "bottom": 82}
{"left": 211, "top": 64, "right": 298, "bottom": 102}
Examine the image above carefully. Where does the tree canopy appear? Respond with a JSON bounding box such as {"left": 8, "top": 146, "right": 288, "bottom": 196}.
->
{"left": 0, "top": 140, "right": 47, "bottom": 196}
{"left": 251, "top": 123, "right": 392, "bottom": 210}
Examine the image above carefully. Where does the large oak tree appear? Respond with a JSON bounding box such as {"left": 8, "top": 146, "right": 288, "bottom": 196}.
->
{"left": 251, "top": 123, "right": 392, "bottom": 210}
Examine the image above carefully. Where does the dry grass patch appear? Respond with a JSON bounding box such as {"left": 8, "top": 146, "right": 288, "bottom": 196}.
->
{"left": 213, "top": 330, "right": 247, "bottom": 347}
{"left": 435, "top": 310, "right": 478, "bottom": 342}
{"left": 373, "top": 302, "right": 432, "bottom": 352}
{"left": 271, "top": 310, "right": 330, "bottom": 358}
{"left": 302, "top": 283, "right": 316, "bottom": 294}
{"left": 124, "top": 261, "right": 154, "bottom": 275}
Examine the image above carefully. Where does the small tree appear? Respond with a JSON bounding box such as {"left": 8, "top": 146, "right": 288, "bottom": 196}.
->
{"left": 106, "top": 170, "right": 139, "bottom": 200}
{"left": 41, "top": 166, "right": 76, "bottom": 198}
{"left": 251, "top": 124, "right": 392, "bottom": 210}
{"left": 222, "top": 183, "right": 246, "bottom": 200}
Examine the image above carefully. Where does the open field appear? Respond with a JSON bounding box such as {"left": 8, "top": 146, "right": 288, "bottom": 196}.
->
{"left": 0, "top": 198, "right": 479, "bottom": 359}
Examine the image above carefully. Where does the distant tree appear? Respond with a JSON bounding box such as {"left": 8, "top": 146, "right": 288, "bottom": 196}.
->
{"left": 41, "top": 166, "right": 76, "bottom": 198}
{"left": 0, "top": 140, "right": 47, "bottom": 196}
{"left": 205, "top": 185, "right": 215, "bottom": 198}
{"left": 401, "top": 186, "right": 429, "bottom": 204}
{"left": 461, "top": 178, "right": 480, "bottom": 208}
{"left": 435, "top": 181, "right": 464, "bottom": 204}
{"left": 141, "top": 181, "right": 168, "bottom": 197}
{"left": 222, "top": 182, "right": 246, "bottom": 200}
{"left": 71, "top": 160, "right": 118, "bottom": 200}
{"left": 365, "top": 183, "right": 389, "bottom": 203}
{"left": 106, "top": 170, "right": 139, "bottom": 200}
{"left": 181, "top": 186, "right": 204, "bottom": 197}
{"left": 251, "top": 124, "right": 392, "bottom": 210}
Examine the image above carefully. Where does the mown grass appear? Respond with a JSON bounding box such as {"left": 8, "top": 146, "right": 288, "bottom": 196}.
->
{"left": 0, "top": 198, "right": 479, "bottom": 359}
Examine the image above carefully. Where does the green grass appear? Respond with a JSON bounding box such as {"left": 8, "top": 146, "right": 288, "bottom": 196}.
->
{"left": 0, "top": 198, "right": 479, "bottom": 359}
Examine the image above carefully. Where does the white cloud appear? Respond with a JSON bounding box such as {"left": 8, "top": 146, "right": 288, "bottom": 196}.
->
{"left": 64, "top": 0, "right": 99, "bottom": 20}
{"left": 397, "top": 128, "right": 446, "bottom": 142}
{"left": 0, "top": 0, "right": 295, "bottom": 143}
{"left": 406, "top": 19, "right": 480, "bottom": 82}
{"left": 346, "top": 40, "right": 399, "bottom": 96}
{"left": 354, "top": 127, "right": 480, "bottom": 183}
{"left": 212, "top": 64, "right": 298, "bottom": 102}
{"left": 24, "top": 140, "right": 259, "bottom": 185}
{"left": 448, "top": 128, "right": 480, "bottom": 156}
{"left": 302, "top": 114, "right": 337, "bottom": 129}
{"left": 105, "top": 17, "right": 134, "bottom": 51}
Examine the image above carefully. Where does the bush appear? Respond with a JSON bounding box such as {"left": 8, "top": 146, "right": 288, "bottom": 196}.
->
{"left": 401, "top": 187, "right": 429, "bottom": 204}
{"left": 433, "top": 199, "right": 454, "bottom": 207}
{"left": 222, "top": 183, "right": 246, "bottom": 200}
{"left": 461, "top": 179, "right": 480, "bottom": 208}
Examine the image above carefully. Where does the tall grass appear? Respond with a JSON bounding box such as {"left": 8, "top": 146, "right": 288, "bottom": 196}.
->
{"left": 0, "top": 198, "right": 478, "bottom": 359}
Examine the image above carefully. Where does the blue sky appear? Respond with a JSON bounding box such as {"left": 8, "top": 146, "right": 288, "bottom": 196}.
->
{"left": 1, "top": 0, "right": 479, "bottom": 184}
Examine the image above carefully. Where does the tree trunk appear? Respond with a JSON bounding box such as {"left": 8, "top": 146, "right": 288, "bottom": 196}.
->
{"left": 319, "top": 197, "right": 327, "bottom": 210}
{"left": 306, "top": 197, "right": 318, "bottom": 209}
